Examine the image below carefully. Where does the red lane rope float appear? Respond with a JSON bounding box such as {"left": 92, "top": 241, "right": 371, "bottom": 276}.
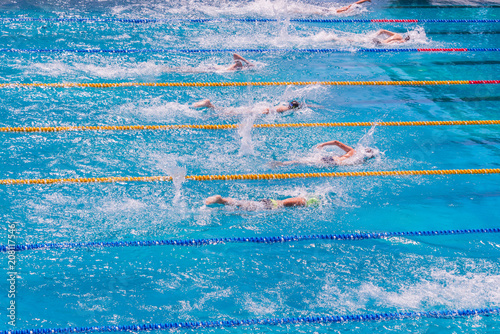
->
{"left": 417, "top": 48, "right": 468, "bottom": 52}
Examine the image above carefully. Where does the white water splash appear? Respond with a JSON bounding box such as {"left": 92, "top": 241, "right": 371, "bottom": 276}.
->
{"left": 351, "top": 125, "right": 382, "bottom": 163}
{"left": 238, "top": 114, "right": 257, "bottom": 156}
{"left": 153, "top": 154, "right": 187, "bottom": 206}
{"left": 318, "top": 267, "right": 500, "bottom": 312}
{"left": 303, "top": 26, "right": 430, "bottom": 48}
{"left": 181, "top": 0, "right": 367, "bottom": 17}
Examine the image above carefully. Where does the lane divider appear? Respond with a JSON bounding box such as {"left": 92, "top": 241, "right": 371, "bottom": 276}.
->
{"left": 0, "top": 80, "right": 498, "bottom": 89}
{"left": 2, "top": 168, "right": 500, "bottom": 186}
{"left": 0, "top": 120, "right": 500, "bottom": 133}
{"left": 2, "top": 307, "right": 498, "bottom": 334}
{"left": 1, "top": 48, "right": 499, "bottom": 53}
{"left": 2, "top": 120, "right": 500, "bottom": 133}
{"left": 2, "top": 228, "right": 498, "bottom": 253}
{"left": 0, "top": 17, "right": 499, "bottom": 23}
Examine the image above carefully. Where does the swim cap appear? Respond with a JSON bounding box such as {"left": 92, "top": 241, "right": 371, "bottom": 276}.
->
{"left": 363, "top": 147, "right": 379, "bottom": 159}
{"left": 289, "top": 101, "right": 300, "bottom": 109}
{"left": 306, "top": 197, "right": 320, "bottom": 207}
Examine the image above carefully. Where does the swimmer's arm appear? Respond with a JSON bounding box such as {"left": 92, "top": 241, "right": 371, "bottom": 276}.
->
{"left": 336, "top": 5, "right": 352, "bottom": 13}
{"left": 316, "top": 140, "right": 352, "bottom": 151}
{"left": 316, "top": 140, "right": 356, "bottom": 159}
{"left": 225, "top": 63, "right": 239, "bottom": 71}
{"left": 377, "top": 29, "right": 396, "bottom": 37}
{"left": 220, "top": 197, "right": 239, "bottom": 206}
{"left": 337, "top": 0, "right": 370, "bottom": 13}
{"left": 233, "top": 53, "right": 253, "bottom": 66}
{"left": 281, "top": 197, "right": 306, "bottom": 207}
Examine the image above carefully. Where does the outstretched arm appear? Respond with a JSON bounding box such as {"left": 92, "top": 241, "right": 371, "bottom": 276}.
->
{"left": 281, "top": 197, "right": 306, "bottom": 207}
{"left": 205, "top": 195, "right": 239, "bottom": 206}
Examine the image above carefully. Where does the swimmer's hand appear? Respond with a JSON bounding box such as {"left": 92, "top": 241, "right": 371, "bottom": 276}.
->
{"left": 205, "top": 195, "right": 223, "bottom": 205}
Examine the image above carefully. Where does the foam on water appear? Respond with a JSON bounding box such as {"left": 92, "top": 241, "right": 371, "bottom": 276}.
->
{"left": 118, "top": 99, "right": 203, "bottom": 122}
{"left": 164, "top": 0, "right": 369, "bottom": 17}
{"left": 26, "top": 59, "right": 165, "bottom": 79}
{"left": 318, "top": 258, "right": 500, "bottom": 312}
{"left": 303, "top": 26, "right": 430, "bottom": 48}
{"left": 238, "top": 114, "right": 257, "bottom": 156}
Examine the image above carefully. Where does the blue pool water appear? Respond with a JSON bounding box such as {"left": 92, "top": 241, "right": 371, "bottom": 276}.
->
{"left": 1, "top": 0, "right": 500, "bottom": 332}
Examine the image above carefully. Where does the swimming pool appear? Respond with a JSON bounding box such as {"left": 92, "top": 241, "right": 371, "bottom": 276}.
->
{"left": 1, "top": 0, "right": 500, "bottom": 332}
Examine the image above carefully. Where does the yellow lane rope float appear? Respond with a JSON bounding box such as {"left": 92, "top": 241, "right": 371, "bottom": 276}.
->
{"left": 1, "top": 120, "right": 499, "bottom": 133}
{"left": 2, "top": 168, "right": 499, "bottom": 185}
{"left": 0, "top": 80, "right": 497, "bottom": 89}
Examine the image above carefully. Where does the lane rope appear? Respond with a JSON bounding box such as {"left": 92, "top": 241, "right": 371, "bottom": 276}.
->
{"left": 2, "top": 307, "right": 498, "bottom": 334}
{"left": 2, "top": 168, "right": 500, "bottom": 186}
{"left": 2, "top": 120, "right": 500, "bottom": 133}
{"left": 2, "top": 228, "right": 498, "bottom": 253}
{"left": 0, "top": 17, "right": 499, "bottom": 23}
{"left": 1, "top": 48, "right": 499, "bottom": 53}
{"left": 0, "top": 80, "right": 498, "bottom": 89}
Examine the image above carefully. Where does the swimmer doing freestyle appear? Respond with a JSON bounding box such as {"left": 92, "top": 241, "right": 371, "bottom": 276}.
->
{"left": 205, "top": 195, "right": 320, "bottom": 210}
{"left": 373, "top": 29, "right": 411, "bottom": 44}
{"left": 336, "top": 0, "right": 371, "bottom": 13}
{"left": 275, "top": 140, "right": 378, "bottom": 167}
{"left": 192, "top": 99, "right": 301, "bottom": 114}
{"left": 224, "top": 53, "right": 254, "bottom": 71}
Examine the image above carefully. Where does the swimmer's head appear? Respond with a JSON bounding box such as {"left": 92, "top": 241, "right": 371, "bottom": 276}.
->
{"left": 306, "top": 197, "right": 320, "bottom": 207}
{"left": 404, "top": 35, "right": 411, "bottom": 41}
{"left": 288, "top": 100, "right": 300, "bottom": 109}
{"left": 363, "top": 147, "right": 379, "bottom": 159}
{"left": 234, "top": 60, "right": 243, "bottom": 69}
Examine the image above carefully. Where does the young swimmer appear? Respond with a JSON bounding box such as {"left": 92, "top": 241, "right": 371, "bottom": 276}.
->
{"left": 205, "top": 195, "right": 320, "bottom": 210}
{"left": 224, "top": 53, "right": 254, "bottom": 71}
{"left": 192, "top": 99, "right": 301, "bottom": 114}
{"left": 275, "top": 140, "right": 378, "bottom": 167}
{"left": 336, "top": 0, "right": 371, "bottom": 13}
{"left": 373, "top": 29, "right": 411, "bottom": 45}
{"left": 163, "top": 53, "right": 254, "bottom": 73}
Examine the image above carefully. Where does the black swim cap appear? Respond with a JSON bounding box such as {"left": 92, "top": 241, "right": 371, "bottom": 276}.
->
{"left": 289, "top": 101, "right": 300, "bottom": 109}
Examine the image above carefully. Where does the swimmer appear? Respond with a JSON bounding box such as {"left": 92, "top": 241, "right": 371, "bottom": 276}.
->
{"left": 373, "top": 29, "right": 411, "bottom": 45}
{"left": 205, "top": 195, "right": 320, "bottom": 210}
{"left": 192, "top": 99, "right": 301, "bottom": 114}
{"left": 164, "top": 53, "right": 254, "bottom": 73}
{"left": 336, "top": 0, "right": 371, "bottom": 13}
{"left": 275, "top": 140, "right": 378, "bottom": 167}
{"left": 224, "top": 53, "right": 254, "bottom": 71}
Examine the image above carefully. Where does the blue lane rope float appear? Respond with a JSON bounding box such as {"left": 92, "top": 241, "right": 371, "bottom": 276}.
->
{"left": 1, "top": 48, "right": 499, "bottom": 53}
{"left": 1, "top": 228, "right": 498, "bottom": 253}
{"left": 0, "top": 17, "right": 499, "bottom": 23}
{"left": 2, "top": 307, "right": 498, "bottom": 333}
